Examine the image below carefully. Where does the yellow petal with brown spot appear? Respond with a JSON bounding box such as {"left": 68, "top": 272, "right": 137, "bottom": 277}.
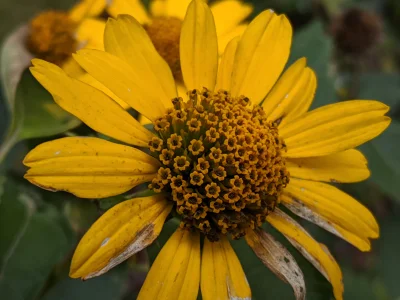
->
{"left": 137, "top": 228, "right": 200, "bottom": 300}
{"left": 267, "top": 209, "right": 344, "bottom": 300}
{"left": 30, "top": 59, "right": 154, "bottom": 146}
{"left": 201, "top": 237, "right": 251, "bottom": 300}
{"left": 70, "top": 195, "right": 171, "bottom": 278}
{"left": 24, "top": 137, "right": 159, "bottom": 198}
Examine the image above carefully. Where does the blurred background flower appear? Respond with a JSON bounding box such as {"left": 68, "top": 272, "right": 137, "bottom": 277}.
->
{"left": 0, "top": 0, "right": 399, "bottom": 299}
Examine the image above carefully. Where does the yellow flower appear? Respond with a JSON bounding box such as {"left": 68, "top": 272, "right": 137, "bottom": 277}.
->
{"left": 24, "top": 1, "right": 390, "bottom": 299}
{"left": 26, "top": 0, "right": 106, "bottom": 76}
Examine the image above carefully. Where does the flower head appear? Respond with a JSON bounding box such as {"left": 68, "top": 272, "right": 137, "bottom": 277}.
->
{"left": 24, "top": 1, "right": 390, "bottom": 299}
{"left": 26, "top": 0, "right": 106, "bottom": 71}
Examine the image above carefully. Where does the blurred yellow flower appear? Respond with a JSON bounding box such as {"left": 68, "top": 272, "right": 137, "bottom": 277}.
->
{"left": 26, "top": 0, "right": 106, "bottom": 76}
{"left": 24, "top": 0, "right": 390, "bottom": 299}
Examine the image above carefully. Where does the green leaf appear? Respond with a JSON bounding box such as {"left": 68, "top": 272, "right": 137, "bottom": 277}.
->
{"left": 358, "top": 73, "right": 400, "bottom": 112}
{"left": 377, "top": 214, "right": 400, "bottom": 298}
{"left": 42, "top": 270, "right": 125, "bottom": 300}
{"left": 0, "top": 178, "right": 72, "bottom": 300}
{"left": 0, "top": 25, "right": 31, "bottom": 163}
{"left": 360, "top": 120, "right": 400, "bottom": 202}
{"left": 0, "top": 46, "right": 81, "bottom": 161}
{"left": 289, "top": 21, "right": 337, "bottom": 109}
{"left": 64, "top": 198, "right": 100, "bottom": 234}
{"left": 0, "top": 26, "right": 32, "bottom": 111}
{"left": 342, "top": 269, "right": 378, "bottom": 300}
{"left": 16, "top": 70, "right": 81, "bottom": 139}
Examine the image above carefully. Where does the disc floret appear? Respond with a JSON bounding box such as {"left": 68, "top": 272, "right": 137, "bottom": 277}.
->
{"left": 149, "top": 89, "right": 290, "bottom": 241}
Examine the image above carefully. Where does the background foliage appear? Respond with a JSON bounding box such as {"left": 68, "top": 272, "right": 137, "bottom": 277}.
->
{"left": 1, "top": 0, "right": 400, "bottom": 299}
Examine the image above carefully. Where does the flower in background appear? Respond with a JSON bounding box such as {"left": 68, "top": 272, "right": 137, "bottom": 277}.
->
{"left": 24, "top": 0, "right": 390, "bottom": 299}
{"left": 26, "top": 0, "right": 106, "bottom": 76}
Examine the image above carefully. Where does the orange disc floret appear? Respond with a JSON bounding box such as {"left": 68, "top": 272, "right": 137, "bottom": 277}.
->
{"left": 148, "top": 89, "right": 289, "bottom": 241}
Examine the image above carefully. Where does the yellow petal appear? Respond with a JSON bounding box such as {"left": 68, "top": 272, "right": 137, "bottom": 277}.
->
{"left": 70, "top": 195, "right": 171, "bottom": 279}
{"left": 201, "top": 237, "right": 251, "bottom": 300}
{"left": 61, "top": 58, "right": 85, "bottom": 78}
{"left": 211, "top": 0, "right": 252, "bottom": 36}
{"left": 24, "top": 137, "right": 159, "bottom": 198}
{"left": 280, "top": 100, "right": 391, "bottom": 158}
{"left": 286, "top": 149, "right": 370, "bottom": 183}
{"left": 231, "top": 10, "right": 292, "bottom": 105}
{"left": 216, "top": 36, "right": 240, "bottom": 91}
{"left": 73, "top": 49, "right": 166, "bottom": 121}
{"left": 177, "top": 82, "right": 188, "bottom": 98}
{"left": 267, "top": 209, "right": 344, "bottom": 300}
{"left": 164, "top": 0, "right": 192, "bottom": 19}
{"left": 281, "top": 194, "right": 371, "bottom": 252}
{"left": 283, "top": 178, "right": 379, "bottom": 250}
{"left": 217, "top": 24, "right": 247, "bottom": 54}
{"left": 75, "top": 18, "right": 106, "bottom": 50}
{"left": 107, "top": 0, "right": 150, "bottom": 23}
{"left": 30, "top": 59, "right": 154, "bottom": 146}
{"left": 78, "top": 72, "right": 130, "bottom": 109}
{"left": 103, "top": 15, "right": 176, "bottom": 110}
{"left": 69, "top": 0, "right": 106, "bottom": 23}
{"left": 180, "top": 0, "right": 218, "bottom": 91}
{"left": 245, "top": 229, "right": 305, "bottom": 300}
{"left": 262, "top": 58, "right": 316, "bottom": 125}
{"left": 149, "top": 0, "right": 168, "bottom": 17}
{"left": 137, "top": 228, "right": 200, "bottom": 300}
{"left": 138, "top": 114, "right": 152, "bottom": 126}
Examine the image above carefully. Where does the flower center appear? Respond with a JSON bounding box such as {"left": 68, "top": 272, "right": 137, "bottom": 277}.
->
{"left": 26, "top": 10, "right": 77, "bottom": 66}
{"left": 149, "top": 89, "right": 290, "bottom": 241}
{"left": 144, "top": 17, "right": 182, "bottom": 82}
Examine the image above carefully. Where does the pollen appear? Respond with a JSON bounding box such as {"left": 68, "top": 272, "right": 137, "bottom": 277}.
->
{"left": 26, "top": 11, "right": 77, "bottom": 66}
{"left": 144, "top": 17, "right": 182, "bottom": 82}
{"left": 148, "top": 89, "right": 290, "bottom": 241}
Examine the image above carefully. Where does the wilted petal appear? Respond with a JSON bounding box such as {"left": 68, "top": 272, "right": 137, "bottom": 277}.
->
{"left": 70, "top": 195, "right": 172, "bottom": 279}
{"left": 267, "top": 209, "right": 344, "bottom": 300}
{"left": 245, "top": 228, "right": 305, "bottom": 300}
